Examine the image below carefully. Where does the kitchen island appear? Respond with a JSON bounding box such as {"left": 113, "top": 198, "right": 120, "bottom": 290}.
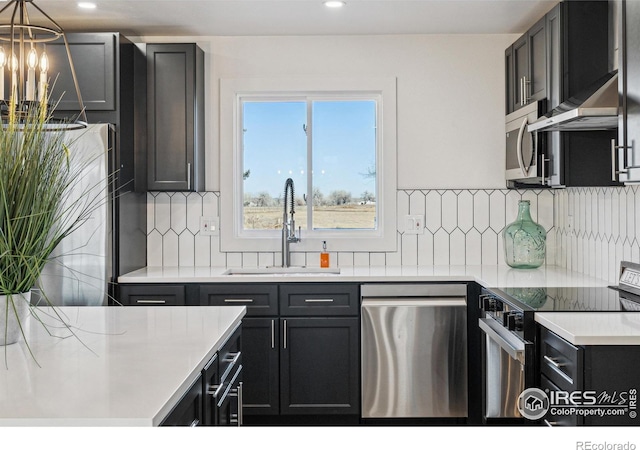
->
{"left": 0, "top": 305, "right": 245, "bottom": 426}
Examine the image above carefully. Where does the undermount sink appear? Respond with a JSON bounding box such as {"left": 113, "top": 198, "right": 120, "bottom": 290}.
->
{"left": 223, "top": 267, "right": 341, "bottom": 276}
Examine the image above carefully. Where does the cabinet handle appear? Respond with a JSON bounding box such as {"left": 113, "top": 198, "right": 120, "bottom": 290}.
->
{"left": 189, "top": 418, "right": 200, "bottom": 427}
{"left": 271, "top": 319, "right": 275, "bottom": 349}
{"left": 523, "top": 76, "right": 530, "bottom": 104}
{"left": 135, "top": 299, "right": 167, "bottom": 304}
{"left": 304, "top": 298, "right": 334, "bottom": 303}
{"left": 224, "top": 298, "right": 254, "bottom": 303}
{"left": 283, "top": 319, "right": 287, "bottom": 349}
{"left": 520, "top": 77, "right": 524, "bottom": 106}
{"left": 543, "top": 355, "right": 566, "bottom": 368}
{"left": 187, "top": 163, "right": 191, "bottom": 190}
{"left": 543, "top": 419, "right": 557, "bottom": 427}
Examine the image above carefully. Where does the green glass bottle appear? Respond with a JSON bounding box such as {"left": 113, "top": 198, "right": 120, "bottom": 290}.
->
{"left": 503, "top": 200, "right": 546, "bottom": 269}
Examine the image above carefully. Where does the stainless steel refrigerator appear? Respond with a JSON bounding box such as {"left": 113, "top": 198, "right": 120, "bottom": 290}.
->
{"left": 36, "top": 123, "right": 146, "bottom": 306}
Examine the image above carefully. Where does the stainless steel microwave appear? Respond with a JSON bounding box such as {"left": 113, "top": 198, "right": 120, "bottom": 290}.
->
{"left": 505, "top": 101, "right": 545, "bottom": 186}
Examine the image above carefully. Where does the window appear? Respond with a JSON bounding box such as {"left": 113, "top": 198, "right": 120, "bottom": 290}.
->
{"left": 220, "top": 77, "right": 397, "bottom": 253}
{"left": 241, "top": 97, "right": 377, "bottom": 231}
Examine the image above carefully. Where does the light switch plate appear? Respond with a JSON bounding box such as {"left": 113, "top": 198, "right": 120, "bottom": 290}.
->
{"left": 405, "top": 215, "right": 424, "bottom": 234}
{"left": 200, "top": 216, "right": 219, "bottom": 236}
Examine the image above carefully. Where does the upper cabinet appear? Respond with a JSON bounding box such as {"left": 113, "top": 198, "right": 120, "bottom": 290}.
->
{"left": 506, "top": 1, "right": 618, "bottom": 188}
{"left": 146, "top": 43, "right": 205, "bottom": 192}
{"left": 46, "top": 32, "right": 147, "bottom": 193}
{"left": 507, "top": 17, "right": 547, "bottom": 114}
{"left": 616, "top": 0, "right": 640, "bottom": 183}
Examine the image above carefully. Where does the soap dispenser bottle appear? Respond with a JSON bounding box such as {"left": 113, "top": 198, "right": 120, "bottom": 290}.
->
{"left": 320, "top": 241, "right": 330, "bottom": 268}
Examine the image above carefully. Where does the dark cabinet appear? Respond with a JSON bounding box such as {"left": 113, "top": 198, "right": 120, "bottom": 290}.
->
{"left": 506, "top": 17, "right": 546, "bottom": 114}
{"left": 201, "top": 284, "right": 279, "bottom": 415}
{"left": 506, "top": 1, "right": 618, "bottom": 188}
{"left": 200, "top": 282, "right": 360, "bottom": 422}
{"left": 146, "top": 43, "right": 205, "bottom": 192}
{"left": 46, "top": 33, "right": 116, "bottom": 112}
{"left": 538, "top": 326, "right": 640, "bottom": 426}
{"left": 616, "top": 0, "right": 640, "bottom": 183}
{"left": 280, "top": 317, "right": 359, "bottom": 415}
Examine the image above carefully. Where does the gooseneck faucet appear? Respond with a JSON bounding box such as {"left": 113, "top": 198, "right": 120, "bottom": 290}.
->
{"left": 282, "top": 178, "right": 301, "bottom": 267}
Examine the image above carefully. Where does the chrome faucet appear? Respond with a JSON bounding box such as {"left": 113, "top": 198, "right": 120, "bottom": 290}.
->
{"left": 282, "top": 178, "right": 301, "bottom": 267}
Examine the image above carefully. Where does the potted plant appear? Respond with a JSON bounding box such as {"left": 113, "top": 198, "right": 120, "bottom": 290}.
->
{"left": 0, "top": 96, "right": 98, "bottom": 349}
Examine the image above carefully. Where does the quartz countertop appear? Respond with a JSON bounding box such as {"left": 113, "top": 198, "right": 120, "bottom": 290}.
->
{"left": 118, "top": 265, "right": 611, "bottom": 288}
{"left": 535, "top": 312, "right": 640, "bottom": 346}
{"left": 0, "top": 305, "right": 245, "bottom": 426}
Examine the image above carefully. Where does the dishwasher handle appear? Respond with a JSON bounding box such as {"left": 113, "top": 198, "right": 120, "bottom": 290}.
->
{"left": 478, "top": 317, "right": 527, "bottom": 364}
{"left": 362, "top": 297, "right": 466, "bottom": 308}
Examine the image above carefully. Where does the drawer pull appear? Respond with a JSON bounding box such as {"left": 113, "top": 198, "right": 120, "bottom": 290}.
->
{"left": 304, "top": 298, "right": 334, "bottom": 303}
{"left": 543, "top": 419, "right": 557, "bottom": 427}
{"left": 136, "top": 299, "right": 167, "bottom": 304}
{"left": 544, "top": 355, "right": 566, "bottom": 368}
{"left": 224, "top": 298, "right": 254, "bottom": 303}
{"left": 189, "top": 418, "right": 200, "bottom": 427}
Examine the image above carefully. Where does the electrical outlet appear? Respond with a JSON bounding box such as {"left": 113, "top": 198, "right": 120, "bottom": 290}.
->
{"left": 405, "top": 215, "right": 424, "bottom": 235}
{"left": 567, "top": 215, "right": 574, "bottom": 236}
{"left": 200, "top": 216, "right": 219, "bottom": 236}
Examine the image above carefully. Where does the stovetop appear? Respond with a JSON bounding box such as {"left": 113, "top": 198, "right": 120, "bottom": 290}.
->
{"left": 488, "top": 286, "right": 640, "bottom": 313}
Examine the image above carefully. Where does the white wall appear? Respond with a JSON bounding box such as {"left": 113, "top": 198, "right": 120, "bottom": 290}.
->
{"left": 135, "top": 34, "right": 518, "bottom": 190}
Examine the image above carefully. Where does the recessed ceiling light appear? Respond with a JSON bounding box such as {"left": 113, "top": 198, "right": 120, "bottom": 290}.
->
{"left": 78, "top": 2, "right": 97, "bottom": 9}
{"left": 324, "top": 1, "right": 346, "bottom": 8}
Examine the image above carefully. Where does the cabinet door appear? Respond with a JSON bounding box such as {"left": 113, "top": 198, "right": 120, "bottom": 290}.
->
{"left": 280, "top": 317, "right": 359, "bottom": 415}
{"left": 147, "top": 43, "right": 204, "bottom": 191}
{"left": 505, "top": 46, "right": 514, "bottom": 115}
{"left": 527, "top": 17, "right": 547, "bottom": 104}
{"left": 242, "top": 318, "right": 280, "bottom": 416}
{"left": 512, "top": 34, "right": 529, "bottom": 111}
{"left": 618, "top": 0, "right": 640, "bottom": 183}
{"left": 46, "top": 33, "right": 116, "bottom": 112}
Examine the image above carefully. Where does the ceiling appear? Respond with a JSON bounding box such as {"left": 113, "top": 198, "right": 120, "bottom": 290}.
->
{"left": 10, "top": 0, "right": 558, "bottom": 37}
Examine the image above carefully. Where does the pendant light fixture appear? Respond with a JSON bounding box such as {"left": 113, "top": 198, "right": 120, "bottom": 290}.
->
{"left": 0, "top": 0, "right": 87, "bottom": 129}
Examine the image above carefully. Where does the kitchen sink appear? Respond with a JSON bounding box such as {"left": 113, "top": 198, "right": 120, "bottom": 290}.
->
{"left": 223, "top": 267, "right": 341, "bottom": 276}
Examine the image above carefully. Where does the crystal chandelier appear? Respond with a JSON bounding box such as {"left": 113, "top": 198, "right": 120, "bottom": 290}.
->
{"left": 0, "top": 0, "right": 87, "bottom": 128}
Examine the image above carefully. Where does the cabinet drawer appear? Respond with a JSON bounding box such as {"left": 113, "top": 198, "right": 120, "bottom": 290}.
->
{"left": 119, "top": 284, "right": 185, "bottom": 306}
{"left": 200, "top": 284, "right": 278, "bottom": 316}
{"left": 279, "top": 284, "right": 359, "bottom": 316}
{"left": 540, "top": 327, "right": 582, "bottom": 392}
{"left": 540, "top": 375, "right": 582, "bottom": 426}
{"left": 219, "top": 325, "right": 242, "bottom": 385}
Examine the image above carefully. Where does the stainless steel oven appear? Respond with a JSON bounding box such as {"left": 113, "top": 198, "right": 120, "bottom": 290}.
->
{"left": 478, "top": 289, "right": 535, "bottom": 422}
{"left": 505, "top": 101, "right": 547, "bottom": 187}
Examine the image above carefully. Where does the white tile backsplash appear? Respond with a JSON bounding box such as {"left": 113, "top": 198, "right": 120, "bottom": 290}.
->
{"left": 147, "top": 189, "right": 557, "bottom": 269}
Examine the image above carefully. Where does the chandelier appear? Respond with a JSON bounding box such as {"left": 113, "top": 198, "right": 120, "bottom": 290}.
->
{"left": 0, "top": 0, "right": 87, "bottom": 128}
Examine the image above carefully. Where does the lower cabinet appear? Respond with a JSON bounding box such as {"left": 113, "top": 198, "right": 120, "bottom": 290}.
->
{"left": 280, "top": 317, "right": 359, "bottom": 415}
{"left": 161, "top": 324, "right": 242, "bottom": 426}
{"left": 539, "top": 326, "right": 640, "bottom": 426}
{"left": 200, "top": 282, "right": 360, "bottom": 421}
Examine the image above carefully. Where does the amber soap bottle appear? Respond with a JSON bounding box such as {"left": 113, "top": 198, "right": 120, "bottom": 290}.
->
{"left": 320, "top": 241, "right": 330, "bottom": 268}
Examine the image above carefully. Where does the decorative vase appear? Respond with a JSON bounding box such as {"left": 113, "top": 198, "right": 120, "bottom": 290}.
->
{"left": 0, "top": 292, "right": 31, "bottom": 346}
{"left": 503, "top": 200, "right": 546, "bottom": 269}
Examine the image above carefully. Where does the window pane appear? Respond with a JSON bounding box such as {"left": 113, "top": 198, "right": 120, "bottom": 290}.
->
{"left": 242, "top": 101, "right": 307, "bottom": 230}
{"left": 312, "top": 100, "right": 377, "bottom": 229}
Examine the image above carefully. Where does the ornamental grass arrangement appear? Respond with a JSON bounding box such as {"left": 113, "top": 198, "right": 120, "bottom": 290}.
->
{"left": 0, "top": 94, "right": 104, "bottom": 362}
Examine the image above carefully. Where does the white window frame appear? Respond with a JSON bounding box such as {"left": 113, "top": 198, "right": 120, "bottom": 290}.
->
{"left": 219, "top": 77, "right": 397, "bottom": 253}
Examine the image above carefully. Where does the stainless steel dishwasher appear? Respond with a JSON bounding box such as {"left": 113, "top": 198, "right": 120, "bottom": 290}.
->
{"left": 361, "top": 284, "right": 468, "bottom": 418}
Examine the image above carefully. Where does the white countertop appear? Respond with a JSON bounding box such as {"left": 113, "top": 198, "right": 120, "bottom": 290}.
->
{"left": 118, "top": 264, "right": 611, "bottom": 288}
{"left": 535, "top": 312, "right": 640, "bottom": 346}
{"left": 0, "top": 305, "right": 245, "bottom": 426}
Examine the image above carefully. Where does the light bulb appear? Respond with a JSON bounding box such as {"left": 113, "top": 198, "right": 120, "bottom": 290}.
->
{"left": 39, "top": 52, "right": 48, "bottom": 73}
{"left": 27, "top": 47, "right": 37, "bottom": 69}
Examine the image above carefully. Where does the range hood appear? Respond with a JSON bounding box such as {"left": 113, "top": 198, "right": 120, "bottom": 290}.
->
{"left": 528, "top": 71, "right": 619, "bottom": 132}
